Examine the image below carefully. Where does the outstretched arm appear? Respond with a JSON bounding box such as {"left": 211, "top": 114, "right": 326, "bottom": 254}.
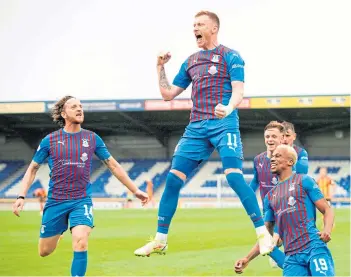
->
{"left": 102, "top": 157, "right": 149, "bottom": 205}
{"left": 12, "top": 161, "right": 41, "bottom": 217}
{"left": 13, "top": 137, "right": 50, "bottom": 217}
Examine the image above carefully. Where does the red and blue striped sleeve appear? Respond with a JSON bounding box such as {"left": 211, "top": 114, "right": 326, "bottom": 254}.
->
{"left": 224, "top": 51, "right": 245, "bottom": 82}
{"left": 302, "top": 175, "right": 324, "bottom": 203}
{"left": 172, "top": 59, "right": 192, "bottom": 89}
{"left": 263, "top": 194, "right": 275, "bottom": 222}
{"left": 94, "top": 133, "right": 111, "bottom": 161}
{"left": 33, "top": 135, "right": 50, "bottom": 164}
{"left": 249, "top": 160, "right": 259, "bottom": 192}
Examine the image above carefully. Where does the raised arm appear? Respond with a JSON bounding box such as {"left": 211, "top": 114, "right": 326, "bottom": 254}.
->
{"left": 157, "top": 52, "right": 189, "bottom": 101}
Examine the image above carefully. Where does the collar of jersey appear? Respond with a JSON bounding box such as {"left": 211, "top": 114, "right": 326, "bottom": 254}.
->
{"left": 62, "top": 128, "right": 82, "bottom": 135}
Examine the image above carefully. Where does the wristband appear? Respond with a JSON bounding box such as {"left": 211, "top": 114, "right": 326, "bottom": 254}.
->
{"left": 17, "top": 196, "right": 25, "bottom": 200}
{"left": 223, "top": 105, "right": 234, "bottom": 117}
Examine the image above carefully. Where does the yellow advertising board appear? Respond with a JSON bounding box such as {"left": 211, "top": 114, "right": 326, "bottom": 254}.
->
{"left": 0, "top": 102, "right": 45, "bottom": 114}
{"left": 250, "top": 95, "right": 350, "bottom": 109}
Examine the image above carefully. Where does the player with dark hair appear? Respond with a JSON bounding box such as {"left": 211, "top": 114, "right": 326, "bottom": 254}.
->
{"left": 235, "top": 145, "right": 335, "bottom": 276}
{"left": 12, "top": 96, "right": 149, "bottom": 277}
{"left": 248, "top": 120, "right": 312, "bottom": 269}
{"left": 282, "top": 121, "right": 309, "bottom": 174}
{"left": 134, "top": 10, "right": 273, "bottom": 257}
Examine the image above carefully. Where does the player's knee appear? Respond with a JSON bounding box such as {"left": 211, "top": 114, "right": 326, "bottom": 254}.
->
{"left": 38, "top": 246, "right": 54, "bottom": 257}
{"left": 73, "top": 236, "right": 88, "bottom": 251}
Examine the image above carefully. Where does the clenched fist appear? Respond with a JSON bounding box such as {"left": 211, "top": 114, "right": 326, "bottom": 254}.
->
{"left": 157, "top": 51, "right": 171, "bottom": 66}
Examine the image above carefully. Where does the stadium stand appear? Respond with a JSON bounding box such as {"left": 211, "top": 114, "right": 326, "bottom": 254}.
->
{"left": 0, "top": 159, "right": 349, "bottom": 202}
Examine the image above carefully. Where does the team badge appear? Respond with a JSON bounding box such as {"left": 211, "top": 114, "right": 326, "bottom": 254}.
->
{"left": 288, "top": 196, "right": 296, "bottom": 206}
{"left": 208, "top": 65, "right": 218, "bottom": 75}
{"left": 289, "top": 182, "right": 295, "bottom": 191}
{"left": 80, "top": 153, "right": 88, "bottom": 162}
{"left": 82, "top": 138, "right": 89, "bottom": 147}
{"left": 272, "top": 177, "right": 278, "bottom": 185}
{"left": 211, "top": 54, "right": 220, "bottom": 63}
{"left": 41, "top": 225, "right": 46, "bottom": 234}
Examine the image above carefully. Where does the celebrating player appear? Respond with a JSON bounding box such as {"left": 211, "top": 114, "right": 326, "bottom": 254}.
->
{"left": 235, "top": 145, "right": 335, "bottom": 276}
{"left": 134, "top": 10, "right": 273, "bottom": 257}
{"left": 249, "top": 121, "right": 286, "bottom": 268}
{"left": 248, "top": 121, "right": 311, "bottom": 269}
{"left": 12, "top": 96, "right": 149, "bottom": 277}
{"left": 282, "top": 121, "right": 308, "bottom": 174}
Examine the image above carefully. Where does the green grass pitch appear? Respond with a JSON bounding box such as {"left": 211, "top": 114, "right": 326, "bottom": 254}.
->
{"left": 0, "top": 208, "right": 349, "bottom": 276}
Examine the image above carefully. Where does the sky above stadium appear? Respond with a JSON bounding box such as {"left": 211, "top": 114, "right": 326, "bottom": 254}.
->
{"left": 0, "top": 0, "right": 350, "bottom": 101}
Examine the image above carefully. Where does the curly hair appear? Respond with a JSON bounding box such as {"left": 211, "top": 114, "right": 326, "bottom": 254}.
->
{"left": 51, "top": 95, "right": 74, "bottom": 127}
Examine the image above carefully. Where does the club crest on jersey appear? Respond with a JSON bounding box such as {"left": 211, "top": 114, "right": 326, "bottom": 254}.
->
{"left": 82, "top": 138, "right": 89, "bottom": 147}
{"left": 211, "top": 54, "right": 220, "bottom": 63}
{"left": 208, "top": 65, "right": 217, "bottom": 75}
{"left": 272, "top": 177, "right": 278, "bottom": 185}
{"left": 41, "top": 225, "right": 46, "bottom": 234}
{"left": 288, "top": 196, "right": 296, "bottom": 206}
{"left": 80, "top": 153, "right": 88, "bottom": 162}
{"left": 289, "top": 182, "right": 295, "bottom": 191}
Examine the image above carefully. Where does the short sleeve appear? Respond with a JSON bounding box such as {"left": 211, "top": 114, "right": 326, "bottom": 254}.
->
{"left": 172, "top": 60, "right": 192, "bottom": 89}
{"left": 263, "top": 194, "right": 275, "bottom": 222}
{"left": 225, "top": 51, "right": 245, "bottom": 82}
{"left": 302, "top": 175, "right": 324, "bottom": 203}
{"left": 33, "top": 136, "right": 50, "bottom": 164}
{"left": 94, "top": 133, "right": 111, "bottom": 161}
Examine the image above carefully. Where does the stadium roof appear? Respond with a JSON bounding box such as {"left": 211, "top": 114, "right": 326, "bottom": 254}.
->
{"left": 0, "top": 107, "right": 349, "bottom": 149}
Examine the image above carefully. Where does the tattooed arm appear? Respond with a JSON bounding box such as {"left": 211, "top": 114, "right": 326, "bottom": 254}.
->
{"left": 102, "top": 157, "right": 139, "bottom": 193}
{"left": 157, "top": 52, "right": 186, "bottom": 101}
{"left": 102, "top": 157, "right": 149, "bottom": 204}
{"left": 157, "top": 65, "right": 184, "bottom": 101}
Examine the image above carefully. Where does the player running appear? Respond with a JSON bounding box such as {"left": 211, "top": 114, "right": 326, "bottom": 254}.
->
{"left": 235, "top": 145, "right": 335, "bottom": 276}
{"left": 282, "top": 121, "right": 308, "bottom": 174}
{"left": 12, "top": 96, "right": 149, "bottom": 277}
{"left": 134, "top": 10, "right": 273, "bottom": 257}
